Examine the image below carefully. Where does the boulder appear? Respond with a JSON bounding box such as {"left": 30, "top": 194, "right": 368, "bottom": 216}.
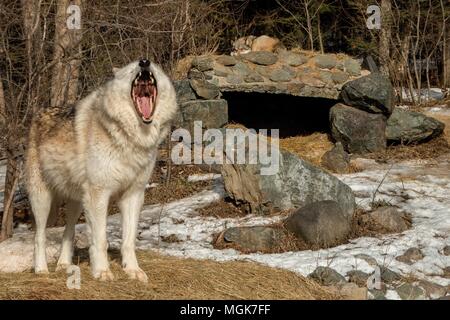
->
{"left": 329, "top": 283, "right": 368, "bottom": 300}
{"left": 221, "top": 147, "right": 356, "bottom": 216}
{"left": 189, "top": 79, "right": 220, "bottom": 100}
{"left": 313, "top": 55, "right": 337, "bottom": 69}
{"left": 269, "top": 67, "right": 296, "bottom": 82}
{"left": 181, "top": 99, "right": 228, "bottom": 134}
{"left": 379, "top": 266, "right": 402, "bottom": 284}
{"left": 215, "top": 55, "right": 237, "bottom": 66}
{"left": 174, "top": 79, "right": 196, "bottom": 103}
{"left": 368, "top": 289, "right": 387, "bottom": 300}
{"left": 191, "top": 56, "right": 214, "bottom": 72}
{"left": 331, "top": 70, "right": 349, "bottom": 84}
{"left": 240, "top": 51, "right": 278, "bottom": 66}
{"left": 396, "top": 283, "right": 426, "bottom": 300}
{"left": 443, "top": 246, "right": 450, "bottom": 256}
{"left": 417, "top": 280, "right": 447, "bottom": 299}
{"left": 220, "top": 226, "right": 284, "bottom": 252}
{"left": 347, "top": 270, "right": 371, "bottom": 287}
{"left": 321, "top": 142, "right": 350, "bottom": 173}
{"left": 369, "top": 206, "right": 410, "bottom": 233}
{"left": 284, "top": 200, "right": 351, "bottom": 247}
{"left": 279, "top": 51, "right": 308, "bottom": 66}
{"left": 340, "top": 73, "right": 395, "bottom": 116}
{"left": 395, "top": 247, "right": 424, "bottom": 265}
{"left": 308, "top": 266, "right": 346, "bottom": 286}
{"left": 386, "top": 109, "right": 445, "bottom": 144}
{"left": 244, "top": 72, "right": 264, "bottom": 83}
{"left": 330, "top": 103, "right": 387, "bottom": 154}
{"left": 342, "top": 58, "right": 361, "bottom": 76}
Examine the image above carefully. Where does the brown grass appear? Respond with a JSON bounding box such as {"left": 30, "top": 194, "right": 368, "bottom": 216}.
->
{"left": 367, "top": 136, "right": 450, "bottom": 162}
{"left": 0, "top": 250, "right": 338, "bottom": 300}
{"left": 198, "top": 198, "right": 247, "bottom": 219}
{"left": 278, "top": 133, "right": 334, "bottom": 167}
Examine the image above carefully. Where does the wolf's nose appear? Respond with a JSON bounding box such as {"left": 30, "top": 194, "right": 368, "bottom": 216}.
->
{"left": 139, "top": 59, "right": 150, "bottom": 68}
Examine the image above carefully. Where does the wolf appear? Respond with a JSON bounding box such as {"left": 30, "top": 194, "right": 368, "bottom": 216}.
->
{"left": 25, "top": 59, "right": 178, "bottom": 282}
{"left": 231, "top": 35, "right": 284, "bottom": 56}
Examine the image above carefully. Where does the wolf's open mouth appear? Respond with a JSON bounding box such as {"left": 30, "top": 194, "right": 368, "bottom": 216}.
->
{"left": 131, "top": 70, "right": 157, "bottom": 123}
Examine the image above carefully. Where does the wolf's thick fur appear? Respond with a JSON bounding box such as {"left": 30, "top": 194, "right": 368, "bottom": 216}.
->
{"left": 231, "top": 35, "right": 284, "bottom": 56}
{"left": 25, "top": 61, "right": 177, "bottom": 282}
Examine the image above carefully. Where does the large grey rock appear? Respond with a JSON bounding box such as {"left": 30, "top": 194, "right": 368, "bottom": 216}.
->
{"left": 330, "top": 103, "right": 387, "bottom": 154}
{"left": 215, "top": 55, "right": 237, "bottom": 66}
{"left": 329, "top": 283, "right": 368, "bottom": 300}
{"left": 369, "top": 206, "right": 410, "bottom": 233}
{"left": 347, "top": 270, "right": 371, "bottom": 287}
{"left": 342, "top": 58, "right": 361, "bottom": 76}
{"left": 321, "top": 142, "right": 350, "bottom": 173}
{"left": 395, "top": 247, "right": 424, "bottom": 265}
{"left": 181, "top": 99, "right": 228, "bottom": 134}
{"left": 231, "top": 61, "right": 252, "bottom": 76}
{"left": 244, "top": 72, "right": 264, "bottom": 83}
{"left": 313, "top": 55, "right": 337, "bottom": 69}
{"left": 379, "top": 266, "right": 402, "bottom": 284}
{"left": 331, "top": 70, "right": 349, "bottom": 84}
{"left": 279, "top": 51, "right": 307, "bottom": 66}
{"left": 284, "top": 200, "right": 351, "bottom": 247}
{"left": 443, "top": 246, "right": 450, "bottom": 256}
{"left": 308, "top": 267, "right": 346, "bottom": 286}
{"left": 189, "top": 79, "right": 220, "bottom": 100}
{"left": 269, "top": 67, "right": 296, "bottom": 82}
{"left": 221, "top": 146, "right": 356, "bottom": 216}
{"left": 240, "top": 51, "right": 278, "bottom": 65}
{"left": 396, "top": 283, "right": 426, "bottom": 300}
{"left": 191, "top": 56, "right": 214, "bottom": 72}
{"left": 340, "top": 73, "right": 395, "bottom": 116}
{"left": 386, "top": 109, "right": 445, "bottom": 144}
{"left": 417, "top": 280, "right": 447, "bottom": 299}
{"left": 221, "top": 226, "right": 284, "bottom": 252}
{"left": 174, "top": 79, "right": 196, "bottom": 103}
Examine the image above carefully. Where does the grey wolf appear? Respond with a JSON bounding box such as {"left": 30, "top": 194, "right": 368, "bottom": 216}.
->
{"left": 25, "top": 59, "right": 178, "bottom": 282}
{"left": 231, "top": 35, "right": 284, "bottom": 56}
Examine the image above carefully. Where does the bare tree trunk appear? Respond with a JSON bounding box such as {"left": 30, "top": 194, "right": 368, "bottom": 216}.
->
{"left": 0, "top": 147, "right": 21, "bottom": 242}
{"left": 444, "top": 25, "right": 450, "bottom": 88}
{"left": 379, "top": 0, "right": 392, "bottom": 77}
{"left": 303, "top": 0, "right": 314, "bottom": 51}
{"left": 0, "top": 74, "right": 5, "bottom": 125}
{"left": 51, "top": 0, "right": 82, "bottom": 107}
{"left": 22, "top": 0, "right": 42, "bottom": 113}
{"left": 317, "top": 13, "right": 324, "bottom": 54}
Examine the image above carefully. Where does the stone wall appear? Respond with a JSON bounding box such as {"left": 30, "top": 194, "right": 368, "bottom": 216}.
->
{"left": 188, "top": 50, "right": 366, "bottom": 99}
{"left": 175, "top": 50, "right": 367, "bottom": 134}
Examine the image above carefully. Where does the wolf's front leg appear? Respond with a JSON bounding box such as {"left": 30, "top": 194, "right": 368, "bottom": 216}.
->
{"left": 83, "top": 187, "right": 113, "bottom": 281}
{"left": 118, "top": 188, "right": 148, "bottom": 283}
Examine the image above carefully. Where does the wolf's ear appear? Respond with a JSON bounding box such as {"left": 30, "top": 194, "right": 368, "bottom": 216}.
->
{"left": 112, "top": 67, "right": 120, "bottom": 75}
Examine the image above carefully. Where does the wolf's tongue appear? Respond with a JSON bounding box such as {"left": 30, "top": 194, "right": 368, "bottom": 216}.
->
{"left": 138, "top": 96, "right": 152, "bottom": 119}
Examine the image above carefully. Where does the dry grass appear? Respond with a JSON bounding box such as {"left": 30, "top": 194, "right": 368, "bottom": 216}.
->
{"left": 367, "top": 136, "right": 450, "bottom": 162}
{"left": 225, "top": 123, "right": 334, "bottom": 168}
{"left": 198, "top": 198, "right": 247, "bottom": 219}
{"left": 278, "top": 133, "right": 333, "bottom": 167}
{"left": 0, "top": 250, "right": 338, "bottom": 300}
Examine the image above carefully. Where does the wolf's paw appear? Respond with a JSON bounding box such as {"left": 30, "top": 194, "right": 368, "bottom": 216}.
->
{"left": 124, "top": 267, "right": 148, "bottom": 283}
{"left": 34, "top": 266, "right": 49, "bottom": 274}
{"left": 93, "top": 269, "right": 115, "bottom": 281}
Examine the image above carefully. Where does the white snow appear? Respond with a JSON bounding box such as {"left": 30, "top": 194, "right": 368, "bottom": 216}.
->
{"left": 400, "top": 87, "right": 446, "bottom": 103}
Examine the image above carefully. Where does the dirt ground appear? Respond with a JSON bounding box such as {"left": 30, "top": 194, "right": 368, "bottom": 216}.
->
{"left": 0, "top": 250, "right": 337, "bottom": 300}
